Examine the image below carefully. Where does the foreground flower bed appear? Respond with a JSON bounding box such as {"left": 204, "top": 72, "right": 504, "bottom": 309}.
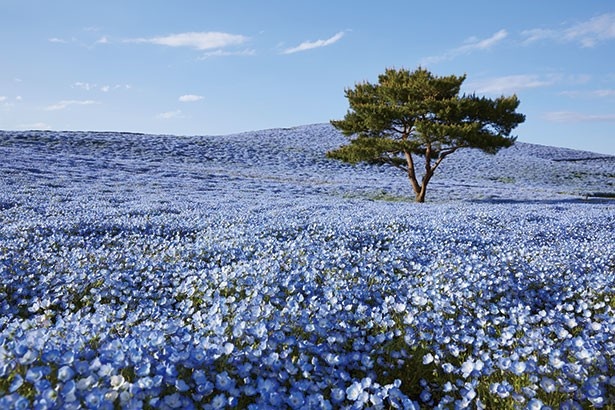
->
{"left": 1, "top": 198, "right": 614, "bottom": 409}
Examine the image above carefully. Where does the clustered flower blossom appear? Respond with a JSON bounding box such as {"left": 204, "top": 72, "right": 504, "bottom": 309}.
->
{"left": 0, "top": 125, "right": 614, "bottom": 408}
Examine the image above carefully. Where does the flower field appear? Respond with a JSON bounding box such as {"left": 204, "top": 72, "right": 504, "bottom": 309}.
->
{"left": 1, "top": 125, "right": 614, "bottom": 408}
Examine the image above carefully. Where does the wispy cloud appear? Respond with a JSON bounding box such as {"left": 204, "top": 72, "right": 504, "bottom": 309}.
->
{"left": 466, "top": 73, "right": 590, "bottom": 95}
{"left": 1, "top": 96, "right": 20, "bottom": 108}
{"left": 44, "top": 100, "right": 99, "bottom": 111}
{"left": 465, "top": 74, "right": 557, "bottom": 94}
{"left": 157, "top": 110, "right": 184, "bottom": 119}
{"left": 522, "top": 13, "right": 615, "bottom": 47}
{"left": 282, "top": 31, "right": 345, "bottom": 54}
{"left": 199, "top": 48, "right": 256, "bottom": 59}
{"left": 72, "top": 82, "right": 131, "bottom": 92}
{"left": 48, "top": 37, "right": 72, "bottom": 44}
{"left": 464, "top": 29, "right": 509, "bottom": 50}
{"left": 73, "top": 82, "right": 95, "bottom": 91}
{"left": 49, "top": 32, "right": 110, "bottom": 48}
{"left": 179, "top": 94, "right": 204, "bottom": 102}
{"left": 521, "top": 29, "right": 554, "bottom": 44}
{"left": 544, "top": 111, "right": 615, "bottom": 122}
{"left": 128, "top": 32, "right": 248, "bottom": 50}
{"left": 422, "top": 29, "right": 508, "bottom": 64}
{"left": 559, "top": 89, "right": 615, "bottom": 98}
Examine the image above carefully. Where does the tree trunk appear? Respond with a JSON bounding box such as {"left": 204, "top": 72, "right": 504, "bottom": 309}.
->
{"left": 411, "top": 146, "right": 434, "bottom": 203}
{"left": 404, "top": 150, "right": 422, "bottom": 196}
{"left": 404, "top": 148, "right": 438, "bottom": 203}
{"left": 415, "top": 190, "right": 426, "bottom": 203}
{"left": 415, "top": 169, "right": 434, "bottom": 203}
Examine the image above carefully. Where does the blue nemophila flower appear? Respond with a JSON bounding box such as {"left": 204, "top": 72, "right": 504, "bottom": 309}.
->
{"left": 9, "top": 375, "right": 24, "bottom": 393}
{"left": 163, "top": 393, "right": 184, "bottom": 409}
{"left": 330, "top": 387, "right": 345, "bottom": 403}
{"left": 420, "top": 389, "right": 432, "bottom": 402}
{"left": 222, "top": 342, "right": 234, "bottom": 355}
{"left": 61, "top": 380, "right": 77, "bottom": 402}
{"left": 175, "top": 379, "right": 190, "bottom": 392}
{"left": 539, "top": 377, "right": 557, "bottom": 394}
{"left": 423, "top": 353, "right": 434, "bottom": 365}
{"left": 215, "top": 371, "right": 235, "bottom": 392}
{"left": 85, "top": 389, "right": 105, "bottom": 408}
{"left": 110, "top": 374, "right": 125, "bottom": 390}
{"left": 511, "top": 360, "right": 527, "bottom": 375}
{"left": 13, "top": 395, "right": 31, "bottom": 410}
{"left": 526, "top": 398, "right": 544, "bottom": 410}
{"left": 490, "top": 380, "right": 513, "bottom": 398}
{"left": 582, "top": 377, "right": 606, "bottom": 407}
{"left": 25, "top": 366, "right": 48, "bottom": 383}
{"left": 1, "top": 128, "right": 614, "bottom": 408}
{"left": 346, "top": 381, "right": 363, "bottom": 401}
{"left": 287, "top": 389, "right": 305, "bottom": 408}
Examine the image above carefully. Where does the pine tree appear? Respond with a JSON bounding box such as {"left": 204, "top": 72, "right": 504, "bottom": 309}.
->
{"left": 328, "top": 67, "right": 525, "bottom": 202}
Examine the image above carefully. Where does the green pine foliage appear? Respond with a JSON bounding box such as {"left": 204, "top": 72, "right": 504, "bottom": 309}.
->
{"left": 328, "top": 67, "right": 525, "bottom": 202}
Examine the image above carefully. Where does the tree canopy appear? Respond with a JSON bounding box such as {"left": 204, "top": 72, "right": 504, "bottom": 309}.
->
{"left": 328, "top": 67, "right": 526, "bottom": 202}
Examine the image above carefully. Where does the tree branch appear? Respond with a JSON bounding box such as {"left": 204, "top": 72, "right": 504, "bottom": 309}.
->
{"left": 383, "top": 153, "right": 407, "bottom": 172}
{"left": 424, "top": 143, "right": 432, "bottom": 175}
{"left": 431, "top": 145, "right": 464, "bottom": 173}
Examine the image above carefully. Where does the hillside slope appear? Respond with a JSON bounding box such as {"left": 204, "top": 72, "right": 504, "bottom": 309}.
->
{"left": 1, "top": 124, "right": 612, "bottom": 209}
{"left": 1, "top": 125, "right": 614, "bottom": 408}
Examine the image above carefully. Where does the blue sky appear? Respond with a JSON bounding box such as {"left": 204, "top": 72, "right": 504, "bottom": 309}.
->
{"left": 1, "top": 1, "right": 614, "bottom": 154}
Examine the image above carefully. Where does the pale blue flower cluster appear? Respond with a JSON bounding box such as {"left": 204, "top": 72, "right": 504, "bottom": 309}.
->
{"left": 1, "top": 126, "right": 614, "bottom": 408}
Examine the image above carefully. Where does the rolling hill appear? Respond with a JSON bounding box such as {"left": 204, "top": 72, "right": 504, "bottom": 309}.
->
{"left": 1, "top": 123, "right": 613, "bottom": 212}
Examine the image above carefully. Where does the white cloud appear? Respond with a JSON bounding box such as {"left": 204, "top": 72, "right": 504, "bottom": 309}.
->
{"left": 49, "top": 36, "right": 79, "bottom": 44}
{"left": 157, "top": 110, "right": 184, "bottom": 119}
{"left": 463, "top": 29, "right": 508, "bottom": 50}
{"left": 422, "top": 29, "right": 507, "bottom": 64}
{"left": 48, "top": 37, "right": 68, "bottom": 43}
{"left": 593, "top": 89, "right": 615, "bottom": 97}
{"left": 72, "top": 82, "right": 130, "bottom": 92}
{"left": 199, "top": 48, "right": 256, "bottom": 59}
{"left": 282, "top": 31, "right": 345, "bottom": 54}
{"left": 1, "top": 96, "right": 14, "bottom": 108}
{"left": 559, "top": 89, "right": 615, "bottom": 98}
{"left": 179, "top": 94, "right": 204, "bottom": 102}
{"left": 521, "top": 28, "right": 556, "bottom": 44}
{"left": 1, "top": 96, "right": 23, "bottom": 107}
{"left": 73, "top": 82, "right": 94, "bottom": 91}
{"left": 564, "top": 13, "right": 615, "bottom": 47}
{"left": 544, "top": 111, "right": 615, "bottom": 122}
{"left": 45, "top": 100, "right": 98, "bottom": 111}
{"left": 96, "top": 36, "right": 109, "bottom": 44}
{"left": 129, "top": 32, "right": 248, "bottom": 50}
{"left": 465, "top": 74, "right": 556, "bottom": 94}
{"left": 522, "top": 13, "right": 615, "bottom": 47}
